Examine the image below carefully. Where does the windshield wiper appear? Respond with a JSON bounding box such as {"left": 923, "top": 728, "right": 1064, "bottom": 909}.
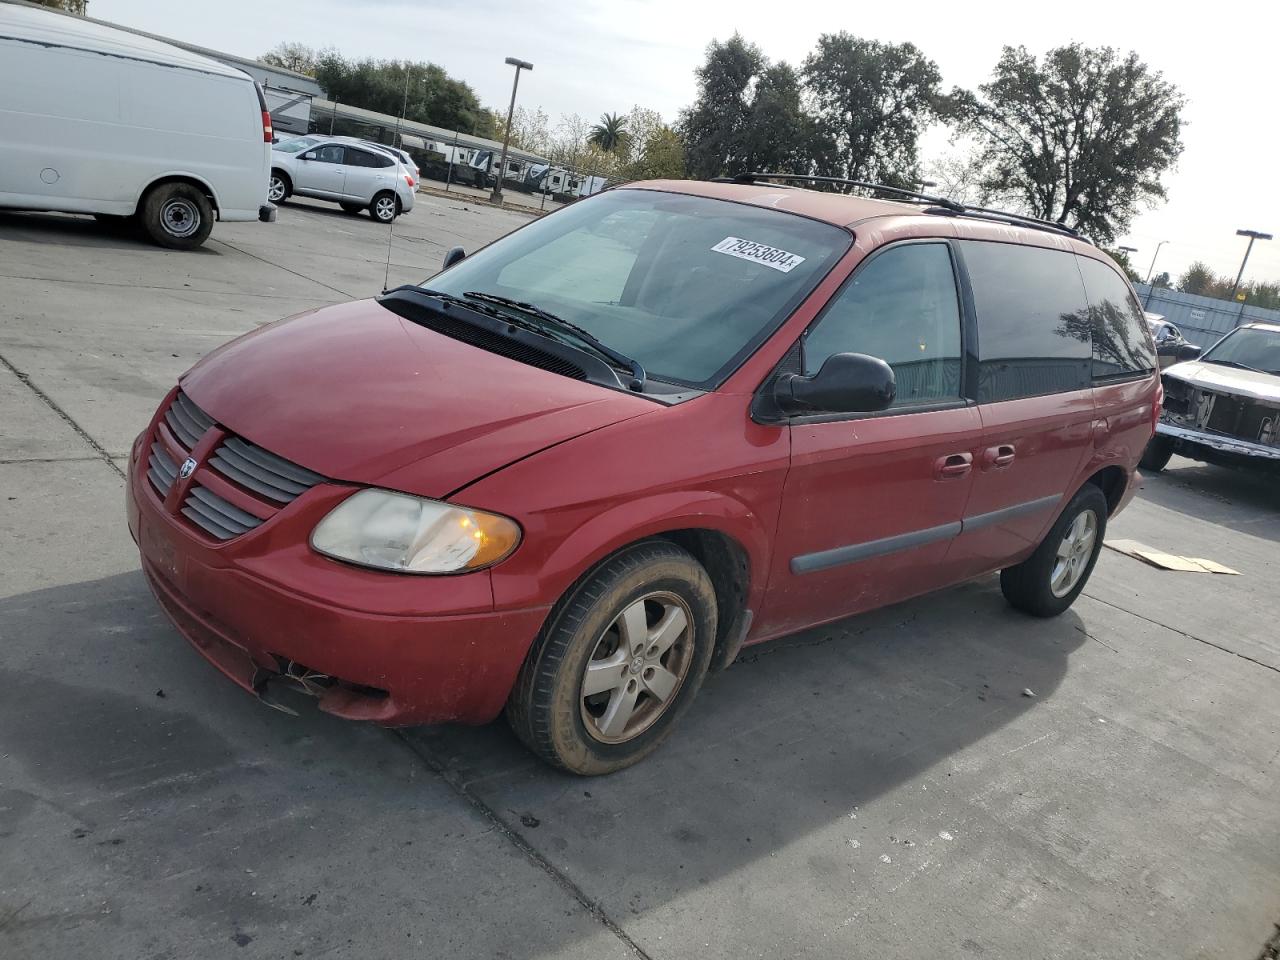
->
{"left": 1205, "top": 358, "right": 1264, "bottom": 373}
{"left": 462, "top": 291, "right": 646, "bottom": 391}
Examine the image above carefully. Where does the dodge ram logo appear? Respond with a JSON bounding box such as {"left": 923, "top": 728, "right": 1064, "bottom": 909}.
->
{"left": 180, "top": 457, "right": 197, "bottom": 479}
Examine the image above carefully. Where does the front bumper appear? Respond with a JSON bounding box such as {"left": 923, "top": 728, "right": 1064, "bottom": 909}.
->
{"left": 1156, "top": 421, "right": 1280, "bottom": 462}
{"left": 125, "top": 427, "right": 549, "bottom": 726}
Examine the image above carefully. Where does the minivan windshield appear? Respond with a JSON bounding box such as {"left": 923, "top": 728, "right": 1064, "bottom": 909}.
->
{"left": 1201, "top": 326, "right": 1280, "bottom": 375}
{"left": 423, "top": 189, "right": 850, "bottom": 388}
{"left": 274, "top": 136, "right": 320, "bottom": 154}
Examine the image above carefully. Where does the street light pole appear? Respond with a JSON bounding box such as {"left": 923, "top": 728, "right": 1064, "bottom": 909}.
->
{"left": 1144, "top": 240, "right": 1168, "bottom": 284}
{"left": 1229, "top": 228, "right": 1272, "bottom": 302}
{"left": 491, "top": 57, "right": 533, "bottom": 205}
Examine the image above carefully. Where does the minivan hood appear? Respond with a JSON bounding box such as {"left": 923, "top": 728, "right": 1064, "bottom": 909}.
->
{"left": 180, "top": 299, "right": 655, "bottom": 497}
{"left": 1164, "top": 360, "right": 1280, "bottom": 404}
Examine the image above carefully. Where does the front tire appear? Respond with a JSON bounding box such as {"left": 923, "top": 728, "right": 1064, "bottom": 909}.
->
{"left": 1139, "top": 436, "right": 1174, "bottom": 473}
{"left": 268, "top": 170, "right": 291, "bottom": 203}
{"left": 506, "top": 541, "right": 718, "bottom": 775}
{"left": 140, "top": 182, "right": 214, "bottom": 250}
{"left": 370, "top": 191, "right": 399, "bottom": 223}
{"left": 1000, "top": 484, "right": 1108, "bottom": 618}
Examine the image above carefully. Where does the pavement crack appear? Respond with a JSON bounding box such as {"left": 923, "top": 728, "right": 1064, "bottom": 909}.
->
{"left": 0, "top": 353, "right": 123, "bottom": 479}
{"left": 390, "top": 730, "right": 655, "bottom": 960}
{"left": 1083, "top": 592, "right": 1279, "bottom": 676}
{"left": 209, "top": 237, "right": 355, "bottom": 299}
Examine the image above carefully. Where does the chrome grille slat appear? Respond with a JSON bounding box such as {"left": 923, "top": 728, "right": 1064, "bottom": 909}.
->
{"left": 222, "top": 436, "right": 324, "bottom": 486}
{"left": 147, "top": 443, "right": 179, "bottom": 496}
{"left": 188, "top": 485, "right": 262, "bottom": 528}
{"left": 175, "top": 391, "right": 215, "bottom": 434}
{"left": 164, "top": 406, "right": 201, "bottom": 448}
{"left": 181, "top": 503, "right": 241, "bottom": 540}
{"left": 208, "top": 452, "right": 300, "bottom": 502}
{"left": 181, "top": 485, "right": 264, "bottom": 540}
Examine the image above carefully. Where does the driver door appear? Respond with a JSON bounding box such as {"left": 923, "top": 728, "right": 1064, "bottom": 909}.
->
{"left": 295, "top": 144, "right": 347, "bottom": 198}
{"left": 760, "top": 241, "right": 983, "bottom": 637}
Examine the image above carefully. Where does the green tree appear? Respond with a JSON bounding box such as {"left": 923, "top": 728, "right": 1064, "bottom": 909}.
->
{"left": 742, "top": 63, "right": 818, "bottom": 174}
{"left": 1150, "top": 271, "right": 1172, "bottom": 289}
{"left": 260, "top": 42, "right": 320, "bottom": 76}
{"left": 308, "top": 52, "right": 489, "bottom": 134}
{"left": 588, "top": 113, "right": 630, "bottom": 153}
{"left": 947, "top": 44, "right": 1185, "bottom": 244}
{"left": 802, "top": 33, "right": 942, "bottom": 185}
{"left": 1104, "top": 248, "right": 1142, "bottom": 284}
{"left": 627, "top": 127, "right": 687, "bottom": 181}
{"left": 32, "top": 0, "right": 87, "bottom": 14}
{"left": 678, "top": 34, "right": 765, "bottom": 178}
{"left": 1178, "top": 262, "right": 1216, "bottom": 296}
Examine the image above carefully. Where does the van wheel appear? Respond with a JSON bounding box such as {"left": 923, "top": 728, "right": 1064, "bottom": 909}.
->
{"left": 268, "top": 171, "right": 291, "bottom": 203}
{"left": 141, "top": 183, "right": 213, "bottom": 250}
{"left": 506, "top": 541, "right": 718, "bottom": 775}
{"left": 370, "top": 191, "right": 398, "bottom": 223}
{"left": 1139, "top": 437, "right": 1174, "bottom": 473}
{"left": 339, "top": 202, "right": 365, "bottom": 215}
{"left": 1000, "top": 485, "right": 1108, "bottom": 618}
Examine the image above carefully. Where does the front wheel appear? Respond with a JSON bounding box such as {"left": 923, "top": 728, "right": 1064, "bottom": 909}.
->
{"left": 506, "top": 541, "right": 718, "bottom": 775}
{"left": 370, "top": 191, "right": 399, "bottom": 223}
{"left": 140, "top": 182, "right": 213, "bottom": 250}
{"left": 1139, "top": 436, "right": 1174, "bottom": 473}
{"left": 268, "top": 170, "right": 291, "bottom": 203}
{"left": 1000, "top": 484, "right": 1108, "bottom": 618}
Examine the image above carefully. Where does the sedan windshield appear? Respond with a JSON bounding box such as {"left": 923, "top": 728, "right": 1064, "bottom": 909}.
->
{"left": 423, "top": 189, "right": 850, "bottom": 388}
{"left": 1202, "top": 327, "right": 1280, "bottom": 375}
{"left": 274, "top": 136, "right": 320, "bottom": 154}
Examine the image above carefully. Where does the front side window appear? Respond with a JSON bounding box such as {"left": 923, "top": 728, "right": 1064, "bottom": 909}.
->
{"left": 312, "top": 145, "right": 345, "bottom": 164}
{"left": 802, "top": 243, "right": 962, "bottom": 407}
{"left": 1077, "top": 256, "right": 1157, "bottom": 377}
{"left": 424, "top": 189, "right": 851, "bottom": 388}
{"left": 960, "top": 240, "right": 1091, "bottom": 402}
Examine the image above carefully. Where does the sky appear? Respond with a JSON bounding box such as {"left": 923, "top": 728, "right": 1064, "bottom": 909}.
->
{"left": 96, "top": 0, "right": 1280, "bottom": 288}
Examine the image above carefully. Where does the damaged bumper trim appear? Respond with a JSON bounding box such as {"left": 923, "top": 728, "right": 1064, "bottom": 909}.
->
{"left": 1156, "top": 421, "right": 1280, "bottom": 461}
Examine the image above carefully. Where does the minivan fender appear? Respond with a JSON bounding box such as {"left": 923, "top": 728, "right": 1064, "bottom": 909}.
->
{"left": 491, "top": 489, "right": 773, "bottom": 619}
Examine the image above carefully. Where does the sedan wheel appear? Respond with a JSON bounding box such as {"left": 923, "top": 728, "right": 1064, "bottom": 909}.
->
{"left": 268, "top": 174, "right": 288, "bottom": 203}
{"left": 372, "top": 193, "right": 398, "bottom": 223}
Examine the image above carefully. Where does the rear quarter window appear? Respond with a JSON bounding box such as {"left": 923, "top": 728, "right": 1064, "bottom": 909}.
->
{"left": 1077, "top": 256, "right": 1157, "bottom": 377}
{"left": 958, "top": 240, "right": 1092, "bottom": 402}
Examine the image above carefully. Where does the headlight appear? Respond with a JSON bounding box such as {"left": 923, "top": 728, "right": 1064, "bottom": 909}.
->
{"left": 310, "top": 489, "right": 520, "bottom": 574}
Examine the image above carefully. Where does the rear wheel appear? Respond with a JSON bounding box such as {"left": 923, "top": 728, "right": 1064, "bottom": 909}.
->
{"left": 268, "top": 170, "right": 291, "bottom": 203}
{"left": 140, "top": 182, "right": 213, "bottom": 250}
{"left": 506, "top": 541, "right": 718, "bottom": 775}
{"left": 1000, "top": 484, "right": 1108, "bottom": 618}
{"left": 1139, "top": 436, "right": 1175, "bottom": 473}
{"left": 370, "top": 191, "right": 398, "bottom": 223}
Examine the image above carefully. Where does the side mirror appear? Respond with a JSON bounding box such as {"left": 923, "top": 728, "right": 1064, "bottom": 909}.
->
{"left": 442, "top": 246, "right": 466, "bottom": 269}
{"left": 1176, "top": 344, "right": 1202, "bottom": 362}
{"left": 775, "top": 352, "right": 896, "bottom": 414}
{"left": 300, "top": 152, "right": 315, "bottom": 161}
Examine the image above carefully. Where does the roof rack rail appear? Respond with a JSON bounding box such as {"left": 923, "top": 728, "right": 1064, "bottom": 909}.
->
{"left": 731, "top": 172, "right": 964, "bottom": 212}
{"left": 724, "top": 172, "right": 1088, "bottom": 243}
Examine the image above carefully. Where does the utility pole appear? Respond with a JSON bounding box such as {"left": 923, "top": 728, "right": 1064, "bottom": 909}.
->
{"left": 491, "top": 57, "right": 533, "bottom": 205}
{"left": 1143, "top": 240, "right": 1168, "bottom": 309}
{"left": 1229, "top": 229, "right": 1272, "bottom": 302}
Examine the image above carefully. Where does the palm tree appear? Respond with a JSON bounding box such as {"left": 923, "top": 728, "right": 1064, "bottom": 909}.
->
{"left": 588, "top": 113, "right": 629, "bottom": 153}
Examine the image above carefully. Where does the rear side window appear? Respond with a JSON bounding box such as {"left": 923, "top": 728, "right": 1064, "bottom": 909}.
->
{"left": 959, "top": 240, "right": 1091, "bottom": 402}
{"left": 347, "top": 148, "right": 393, "bottom": 168}
{"left": 1077, "top": 256, "right": 1157, "bottom": 377}
{"left": 802, "top": 243, "right": 962, "bottom": 407}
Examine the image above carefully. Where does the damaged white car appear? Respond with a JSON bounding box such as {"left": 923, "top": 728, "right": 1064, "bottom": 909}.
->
{"left": 1141, "top": 321, "right": 1280, "bottom": 472}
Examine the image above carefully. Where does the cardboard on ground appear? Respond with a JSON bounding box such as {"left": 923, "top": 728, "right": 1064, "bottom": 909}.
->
{"left": 1103, "top": 539, "right": 1240, "bottom": 575}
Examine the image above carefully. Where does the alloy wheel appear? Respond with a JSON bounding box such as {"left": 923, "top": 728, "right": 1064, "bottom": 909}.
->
{"left": 579, "top": 592, "right": 695, "bottom": 744}
{"left": 374, "top": 196, "right": 397, "bottom": 221}
{"left": 1050, "top": 508, "right": 1098, "bottom": 597}
{"left": 268, "top": 176, "right": 286, "bottom": 202}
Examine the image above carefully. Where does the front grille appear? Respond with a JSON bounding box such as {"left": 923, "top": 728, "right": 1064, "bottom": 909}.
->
{"left": 209, "top": 436, "right": 325, "bottom": 505}
{"left": 181, "top": 484, "right": 265, "bottom": 540}
{"left": 150, "top": 391, "right": 328, "bottom": 542}
{"left": 165, "top": 390, "right": 215, "bottom": 449}
{"left": 148, "top": 442, "right": 179, "bottom": 497}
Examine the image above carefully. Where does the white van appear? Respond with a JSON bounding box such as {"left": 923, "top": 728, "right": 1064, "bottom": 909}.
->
{"left": 0, "top": 2, "right": 274, "bottom": 249}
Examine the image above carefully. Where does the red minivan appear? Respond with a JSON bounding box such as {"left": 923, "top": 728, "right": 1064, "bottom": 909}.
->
{"left": 126, "top": 177, "right": 1159, "bottom": 774}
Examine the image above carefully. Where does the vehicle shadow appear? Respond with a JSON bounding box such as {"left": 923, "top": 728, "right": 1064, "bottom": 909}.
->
{"left": 0, "top": 569, "right": 1083, "bottom": 957}
{"left": 408, "top": 575, "right": 1086, "bottom": 921}
{"left": 0, "top": 210, "right": 221, "bottom": 254}
{"left": 1139, "top": 456, "right": 1280, "bottom": 541}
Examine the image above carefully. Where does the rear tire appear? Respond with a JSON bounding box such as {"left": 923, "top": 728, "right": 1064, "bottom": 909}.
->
{"left": 1139, "top": 436, "right": 1174, "bottom": 473}
{"left": 506, "top": 541, "right": 718, "bottom": 775}
{"left": 140, "top": 182, "right": 213, "bottom": 250}
{"left": 370, "top": 191, "right": 398, "bottom": 223}
{"left": 1000, "top": 484, "right": 1108, "bottom": 618}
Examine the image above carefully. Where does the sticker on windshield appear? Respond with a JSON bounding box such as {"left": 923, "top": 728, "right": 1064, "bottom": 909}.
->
{"left": 711, "top": 237, "right": 806, "bottom": 273}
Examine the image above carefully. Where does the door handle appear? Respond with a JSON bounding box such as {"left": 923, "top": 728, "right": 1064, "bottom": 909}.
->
{"left": 982, "top": 444, "right": 1016, "bottom": 469}
{"left": 934, "top": 452, "right": 973, "bottom": 480}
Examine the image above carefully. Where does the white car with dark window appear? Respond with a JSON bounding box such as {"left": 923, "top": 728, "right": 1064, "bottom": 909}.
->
{"left": 270, "top": 136, "right": 415, "bottom": 222}
{"left": 1142, "top": 321, "right": 1280, "bottom": 473}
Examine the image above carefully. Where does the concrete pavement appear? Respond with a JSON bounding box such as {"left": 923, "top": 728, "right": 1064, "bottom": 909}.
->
{"left": 1, "top": 198, "right": 1277, "bottom": 959}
